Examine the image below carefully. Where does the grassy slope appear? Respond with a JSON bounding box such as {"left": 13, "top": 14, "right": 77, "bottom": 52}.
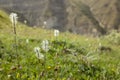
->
{"left": 0, "top": 10, "right": 120, "bottom": 79}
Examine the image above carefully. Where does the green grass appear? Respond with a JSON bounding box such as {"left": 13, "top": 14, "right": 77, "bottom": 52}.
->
{"left": 0, "top": 10, "right": 120, "bottom": 80}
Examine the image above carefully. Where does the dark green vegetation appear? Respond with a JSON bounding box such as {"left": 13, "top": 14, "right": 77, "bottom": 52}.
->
{"left": 0, "top": 10, "right": 120, "bottom": 80}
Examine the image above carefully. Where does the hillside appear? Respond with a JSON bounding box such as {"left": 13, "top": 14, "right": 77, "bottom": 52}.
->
{"left": 0, "top": 0, "right": 120, "bottom": 35}
{"left": 0, "top": 10, "right": 120, "bottom": 79}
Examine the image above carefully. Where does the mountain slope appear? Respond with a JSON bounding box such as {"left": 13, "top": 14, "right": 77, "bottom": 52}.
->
{"left": 66, "top": 0, "right": 120, "bottom": 35}
{"left": 0, "top": 0, "right": 120, "bottom": 35}
{"left": 0, "top": 9, "right": 120, "bottom": 80}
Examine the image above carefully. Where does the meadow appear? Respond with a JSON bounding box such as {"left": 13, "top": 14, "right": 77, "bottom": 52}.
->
{"left": 0, "top": 10, "right": 120, "bottom": 80}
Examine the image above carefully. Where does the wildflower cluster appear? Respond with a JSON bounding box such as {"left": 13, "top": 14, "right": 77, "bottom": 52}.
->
{"left": 34, "top": 47, "right": 44, "bottom": 60}
{"left": 10, "top": 13, "right": 18, "bottom": 26}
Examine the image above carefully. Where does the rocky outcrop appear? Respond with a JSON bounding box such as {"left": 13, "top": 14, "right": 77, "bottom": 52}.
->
{"left": 43, "top": 0, "right": 68, "bottom": 31}
{"left": 66, "top": 0, "right": 120, "bottom": 35}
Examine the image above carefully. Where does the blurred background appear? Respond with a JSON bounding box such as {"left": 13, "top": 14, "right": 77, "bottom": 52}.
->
{"left": 0, "top": 0, "right": 120, "bottom": 36}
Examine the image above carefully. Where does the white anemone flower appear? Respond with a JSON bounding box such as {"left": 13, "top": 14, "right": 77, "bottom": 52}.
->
{"left": 42, "top": 40, "right": 49, "bottom": 52}
{"left": 10, "top": 13, "right": 18, "bottom": 25}
{"left": 34, "top": 47, "right": 44, "bottom": 60}
{"left": 54, "top": 29, "right": 59, "bottom": 37}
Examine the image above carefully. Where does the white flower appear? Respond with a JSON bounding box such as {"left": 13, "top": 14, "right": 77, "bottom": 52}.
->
{"left": 85, "top": 38, "right": 89, "bottom": 41}
{"left": 43, "top": 21, "right": 47, "bottom": 28}
{"left": 44, "top": 21, "right": 47, "bottom": 25}
{"left": 26, "top": 39, "right": 29, "bottom": 44}
{"left": 34, "top": 47, "right": 44, "bottom": 60}
{"left": 10, "top": 13, "right": 18, "bottom": 25}
{"left": 34, "top": 47, "right": 40, "bottom": 53}
{"left": 42, "top": 40, "right": 49, "bottom": 52}
{"left": 99, "top": 43, "right": 102, "bottom": 47}
{"left": 36, "top": 53, "right": 44, "bottom": 60}
{"left": 24, "top": 20, "right": 27, "bottom": 24}
{"left": 8, "top": 74, "right": 11, "bottom": 78}
{"left": 54, "top": 29, "right": 59, "bottom": 37}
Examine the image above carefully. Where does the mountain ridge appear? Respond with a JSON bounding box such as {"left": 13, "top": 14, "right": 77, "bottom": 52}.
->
{"left": 0, "top": 0, "right": 120, "bottom": 35}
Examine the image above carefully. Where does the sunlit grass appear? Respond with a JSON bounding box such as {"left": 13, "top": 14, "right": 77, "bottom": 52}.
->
{"left": 0, "top": 9, "right": 120, "bottom": 79}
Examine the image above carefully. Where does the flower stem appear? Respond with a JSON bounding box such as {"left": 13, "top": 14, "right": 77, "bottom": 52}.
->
{"left": 13, "top": 17, "right": 19, "bottom": 65}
